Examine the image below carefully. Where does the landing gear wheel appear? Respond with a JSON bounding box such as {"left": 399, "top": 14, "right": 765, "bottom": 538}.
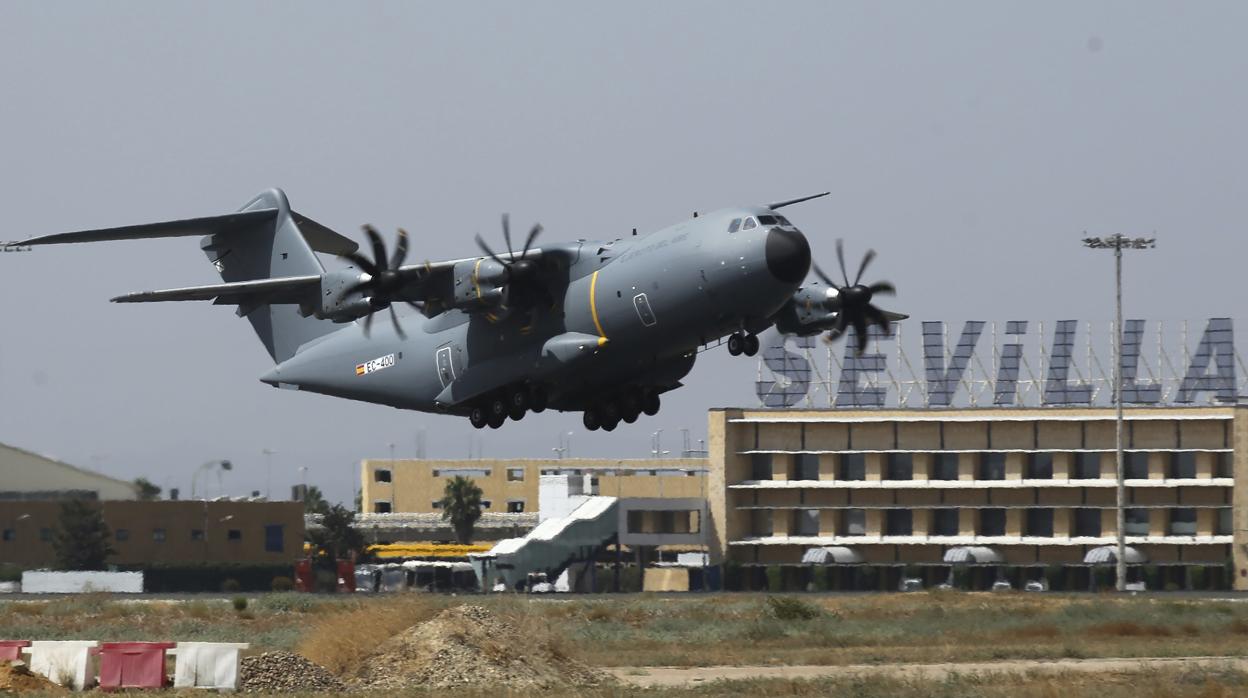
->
{"left": 601, "top": 402, "right": 621, "bottom": 431}
{"left": 743, "top": 334, "right": 760, "bottom": 357}
{"left": 469, "top": 406, "right": 489, "bottom": 429}
{"left": 602, "top": 418, "right": 619, "bottom": 432}
{"left": 622, "top": 407, "right": 640, "bottom": 424}
{"left": 490, "top": 396, "right": 508, "bottom": 421}
{"left": 508, "top": 387, "right": 528, "bottom": 421}
{"left": 529, "top": 385, "right": 548, "bottom": 413}
{"left": 583, "top": 408, "right": 601, "bottom": 431}
{"left": 642, "top": 391, "right": 661, "bottom": 417}
{"left": 487, "top": 411, "right": 506, "bottom": 429}
{"left": 727, "top": 333, "right": 744, "bottom": 356}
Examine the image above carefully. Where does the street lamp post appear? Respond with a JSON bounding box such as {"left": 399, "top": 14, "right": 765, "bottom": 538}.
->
{"left": 262, "top": 449, "right": 277, "bottom": 499}
{"left": 1082, "top": 233, "right": 1155, "bottom": 592}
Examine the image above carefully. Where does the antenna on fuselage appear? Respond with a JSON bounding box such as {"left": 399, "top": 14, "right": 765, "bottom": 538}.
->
{"left": 768, "top": 191, "right": 831, "bottom": 210}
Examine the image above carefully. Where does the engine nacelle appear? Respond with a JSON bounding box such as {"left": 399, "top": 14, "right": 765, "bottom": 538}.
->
{"left": 449, "top": 259, "right": 508, "bottom": 311}
{"left": 772, "top": 286, "right": 841, "bottom": 336}
{"left": 316, "top": 268, "right": 374, "bottom": 322}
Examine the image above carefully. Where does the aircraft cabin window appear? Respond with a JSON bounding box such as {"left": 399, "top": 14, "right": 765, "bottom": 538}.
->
{"left": 757, "top": 214, "right": 778, "bottom": 225}
{"left": 728, "top": 218, "right": 742, "bottom": 233}
{"left": 742, "top": 217, "right": 757, "bottom": 230}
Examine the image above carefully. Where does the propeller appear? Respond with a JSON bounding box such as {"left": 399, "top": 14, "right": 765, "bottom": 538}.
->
{"left": 340, "top": 225, "right": 425, "bottom": 339}
{"left": 474, "top": 214, "right": 547, "bottom": 307}
{"left": 811, "top": 239, "right": 898, "bottom": 354}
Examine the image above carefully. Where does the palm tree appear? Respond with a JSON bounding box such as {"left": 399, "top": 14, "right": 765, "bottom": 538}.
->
{"left": 439, "top": 476, "right": 483, "bottom": 544}
{"left": 302, "top": 485, "right": 331, "bottom": 515}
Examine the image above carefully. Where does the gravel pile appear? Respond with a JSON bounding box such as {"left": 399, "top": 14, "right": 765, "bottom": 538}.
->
{"left": 350, "top": 604, "right": 609, "bottom": 690}
{"left": 0, "top": 661, "right": 64, "bottom": 694}
{"left": 239, "top": 651, "right": 345, "bottom": 693}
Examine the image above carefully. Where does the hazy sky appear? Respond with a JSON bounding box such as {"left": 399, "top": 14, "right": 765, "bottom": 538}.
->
{"left": 2, "top": 2, "right": 1245, "bottom": 506}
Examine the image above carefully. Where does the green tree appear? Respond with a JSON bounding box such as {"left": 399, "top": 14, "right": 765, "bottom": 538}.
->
{"left": 305, "top": 504, "right": 365, "bottom": 562}
{"left": 302, "top": 485, "right": 330, "bottom": 515}
{"left": 52, "top": 500, "right": 116, "bottom": 571}
{"left": 134, "top": 477, "right": 161, "bottom": 501}
{"left": 438, "top": 476, "right": 483, "bottom": 544}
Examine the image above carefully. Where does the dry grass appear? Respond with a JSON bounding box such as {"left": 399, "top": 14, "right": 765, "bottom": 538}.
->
{"left": 296, "top": 595, "right": 450, "bottom": 674}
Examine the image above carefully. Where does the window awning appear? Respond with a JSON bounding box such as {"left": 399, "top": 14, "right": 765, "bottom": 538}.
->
{"left": 1083, "top": 545, "right": 1147, "bottom": 564}
{"left": 943, "top": 546, "right": 1004, "bottom": 564}
{"left": 801, "top": 546, "right": 865, "bottom": 564}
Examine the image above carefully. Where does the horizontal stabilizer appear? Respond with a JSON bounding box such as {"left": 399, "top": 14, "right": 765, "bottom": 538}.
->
{"left": 19, "top": 209, "right": 278, "bottom": 246}
{"left": 111, "top": 275, "right": 321, "bottom": 304}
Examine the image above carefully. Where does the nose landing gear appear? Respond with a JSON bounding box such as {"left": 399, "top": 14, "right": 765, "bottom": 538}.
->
{"left": 727, "top": 332, "right": 759, "bottom": 357}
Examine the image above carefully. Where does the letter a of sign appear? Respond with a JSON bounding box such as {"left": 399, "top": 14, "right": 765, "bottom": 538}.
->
{"left": 922, "top": 321, "right": 985, "bottom": 407}
{"left": 1042, "top": 320, "right": 1093, "bottom": 405}
{"left": 1177, "top": 318, "right": 1236, "bottom": 404}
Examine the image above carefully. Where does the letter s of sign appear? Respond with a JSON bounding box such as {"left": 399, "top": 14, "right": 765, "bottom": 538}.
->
{"left": 756, "top": 332, "right": 813, "bottom": 407}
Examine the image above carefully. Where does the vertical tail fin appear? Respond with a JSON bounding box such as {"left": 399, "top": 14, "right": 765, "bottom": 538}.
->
{"left": 202, "top": 189, "right": 344, "bottom": 362}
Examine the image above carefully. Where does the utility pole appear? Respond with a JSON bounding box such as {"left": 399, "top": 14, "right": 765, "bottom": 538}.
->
{"left": 1082, "top": 233, "right": 1155, "bottom": 591}
{"left": 262, "top": 449, "right": 276, "bottom": 499}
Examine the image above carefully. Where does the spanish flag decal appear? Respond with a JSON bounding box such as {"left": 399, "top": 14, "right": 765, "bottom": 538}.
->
{"left": 355, "top": 364, "right": 366, "bottom": 376}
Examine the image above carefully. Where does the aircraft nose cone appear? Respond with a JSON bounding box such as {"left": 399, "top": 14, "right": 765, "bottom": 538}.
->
{"left": 765, "top": 227, "right": 811, "bottom": 284}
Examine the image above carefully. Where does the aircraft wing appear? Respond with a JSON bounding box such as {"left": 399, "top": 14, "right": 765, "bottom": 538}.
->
{"left": 111, "top": 275, "right": 323, "bottom": 304}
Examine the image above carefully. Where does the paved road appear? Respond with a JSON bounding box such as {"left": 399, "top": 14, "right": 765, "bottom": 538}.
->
{"left": 609, "top": 656, "right": 1248, "bottom": 687}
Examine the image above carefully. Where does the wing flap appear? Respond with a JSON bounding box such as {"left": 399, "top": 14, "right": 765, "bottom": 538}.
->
{"left": 110, "top": 275, "right": 322, "bottom": 304}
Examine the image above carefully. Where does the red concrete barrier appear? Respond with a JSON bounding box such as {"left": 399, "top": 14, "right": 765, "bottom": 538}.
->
{"left": 96, "top": 642, "right": 175, "bottom": 690}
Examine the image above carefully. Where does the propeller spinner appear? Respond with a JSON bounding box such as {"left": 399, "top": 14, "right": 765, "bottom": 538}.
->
{"left": 813, "top": 239, "right": 899, "bottom": 354}
{"left": 339, "top": 225, "right": 425, "bottom": 339}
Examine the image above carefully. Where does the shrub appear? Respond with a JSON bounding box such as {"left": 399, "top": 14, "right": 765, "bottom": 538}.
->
{"left": 222, "top": 578, "right": 241, "bottom": 593}
{"left": 271, "top": 576, "right": 294, "bottom": 592}
{"left": 765, "top": 595, "right": 821, "bottom": 621}
{"left": 232, "top": 596, "right": 248, "bottom": 612}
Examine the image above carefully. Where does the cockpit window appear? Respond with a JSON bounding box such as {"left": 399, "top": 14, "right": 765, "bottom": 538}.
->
{"left": 775, "top": 215, "right": 792, "bottom": 226}
{"left": 757, "top": 214, "right": 778, "bottom": 226}
{"left": 742, "top": 217, "right": 757, "bottom": 231}
{"left": 728, "top": 218, "right": 742, "bottom": 233}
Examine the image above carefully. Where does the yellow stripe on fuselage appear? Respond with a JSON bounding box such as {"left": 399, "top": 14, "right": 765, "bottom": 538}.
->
{"left": 589, "top": 270, "right": 607, "bottom": 340}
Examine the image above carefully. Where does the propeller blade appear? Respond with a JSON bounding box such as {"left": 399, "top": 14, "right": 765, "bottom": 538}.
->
{"left": 852, "top": 316, "right": 869, "bottom": 354}
{"left": 475, "top": 233, "right": 505, "bottom": 265}
{"left": 811, "top": 262, "right": 836, "bottom": 288}
{"left": 520, "top": 223, "right": 542, "bottom": 260}
{"left": 835, "top": 239, "right": 850, "bottom": 287}
{"left": 343, "top": 252, "right": 379, "bottom": 277}
{"left": 823, "top": 313, "right": 850, "bottom": 345}
{"left": 388, "top": 304, "right": 406, "bottom": 340}
{"left": 864, "top": 305, "right": 893, "bottom": 336}
{"left": 363, "top": 226, "right": 388, "bottom": 271}
{"left": 869, "top": 281, "right": 896, "bottom": 296}
{"left": 391, "top": 228, "right": 409, "bottom": 268}
{"left": 501, "top": 214, "right": 514, "bottom": 258}
{"left": 362, "top": 307, "right": 375, "bottom": 337}
{"left": 853, "top": 249, "right": 876, "bottom": 286}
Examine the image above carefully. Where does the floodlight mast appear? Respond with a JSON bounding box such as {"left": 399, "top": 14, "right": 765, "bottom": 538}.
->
{"left": 1082, "top": 233, "right": 1155, "bottom": 592}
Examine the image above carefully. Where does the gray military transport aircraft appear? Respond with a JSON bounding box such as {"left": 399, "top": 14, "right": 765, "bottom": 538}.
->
{"left": 18, "top": 190, "right": 904, "bottom": 431}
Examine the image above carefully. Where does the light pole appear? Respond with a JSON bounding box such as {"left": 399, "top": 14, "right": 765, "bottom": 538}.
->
{"left": 262, "top": 449, "right": 277, "bottom": 499}
{"left": 191, "top": 460, "right": 232, "bottom": 499}
{"left": 1083, "top": 233, "right": 1155, "bottom": 592}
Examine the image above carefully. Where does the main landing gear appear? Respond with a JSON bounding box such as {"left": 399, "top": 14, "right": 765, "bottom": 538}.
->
{"left": 727, "top": 332, "right": 759, "bottom": 357}
{"left": 469, "top": 384, "right": 548, "bottom": 429}
{"left": 583, "top": 388, "right": 661, "bottom": 432}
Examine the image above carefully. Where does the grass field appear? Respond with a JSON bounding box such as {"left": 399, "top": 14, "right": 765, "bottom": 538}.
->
{"left": 3, "top": 592, "right": 1248, "bottom": 695}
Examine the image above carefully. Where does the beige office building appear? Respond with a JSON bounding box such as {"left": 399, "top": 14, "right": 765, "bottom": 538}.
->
{"left": 708, "top": 406, "right": 1243, "bottom": 591}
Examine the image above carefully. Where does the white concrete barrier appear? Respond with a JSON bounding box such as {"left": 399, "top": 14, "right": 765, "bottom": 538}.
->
{"left": 27, "top": 640, "right": 98, "bottom": 690}
{"left": 173, "top": 642, "right": 250, "bottom": 691}
{"left": 21, "top": 571, "right": 143, "bottom": 594}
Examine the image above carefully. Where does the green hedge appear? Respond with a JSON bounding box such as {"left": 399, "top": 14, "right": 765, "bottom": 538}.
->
{"left": 121, "top": 563, "right": 295, "bottom": 592}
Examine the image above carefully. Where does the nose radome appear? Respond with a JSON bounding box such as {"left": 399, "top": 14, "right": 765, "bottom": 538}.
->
{"left": 765, "top": 227, "right": 811, "bottom": 284}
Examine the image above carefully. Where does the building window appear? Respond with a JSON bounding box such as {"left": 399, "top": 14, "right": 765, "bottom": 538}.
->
{"left": 979, "top": 508, "right": 1006, "bottom": 536}
{"left": 885, "top": 510, "right": 913, "bottom": 536}
{"left": 432, "top": 468, "right": 491, "bottom": 477}
{"left": 794, "top": 509, "right": 821, "bottom": 536}
{"left": 1218, "top": 508, "right": 1233, "bottom": 536}
{"left": 750, "top": 453, "right": 773, "bottom": 480}
{"left": 1, "top": 530, "right": 13, "bottom": 542}
{"left": 481, "top": 500, "right": 492, "bottom": 510}
{"left": 1217, "top": 453, "right": 1233, "bottom": 478}
{"left": 507, "top": 500, "right": 525, "bottom": 513}
{"left": 39, "top": 528, "right": 52, "bottom": 542}
{"left": 1073, "top": 453, "right": 1102, "bottom": 479}
{"left": 431, "top": 501, "right": 442, "bottom": 510}
{"left": 751, "top": 510, "right": 773, "bottom": 537}
{"left": 978, "top": 453, "right": 1006, "bottom": 480}
{"left": 838, "top": 454, "right": 865, "bottom": 481}
{"left": 1124, "top": 508, "right": 1150, "bottom": 536}
{"left": 190, "top": 529, "right": 205, "bottom": 542}
{"left": 264, "top": 525, "right": 284, "bottom": 553}
{"left": 841, "top": 509, "right": 866, "bottom": 536}
{"left": 1168, "top": 452, "right": 1197, "bottom": 479}
{"left": 885, "top": 454, "right": 913, "bottom": 481}
{"left": 153, "top": 528, "right": 166, "bottom": 543}
{"left": 374, "top": 469, "right": 392, "bottom": 483}
{"left": 931, "top": 508, "right": 959, "bottom": 536}
{"left": 794, "top": 454, "right": 820, "bottom": 481}
{"left": 227, "top": 529, "right": 242, "bottom": 542}
{"left": 1125, "top": 452, "right": 1150, "bottom": 479}
{"left": 507, "top": 468, "right": 525, "bottom": 482}
{"left": 1025, "top": 509, "right": 1054, "bottom": 537}
{"left": 1025, "top": 453, "right": 1053, "bottom": 479}
{"left": 115, "top": 529, "right": 130, "bottom": 542}
{"left": 932, "top": 454, "right": 959, "bottom": 481}
{"left": 1073, "top": 508, "right": 1101, "bottom": 537}
{"left": 374, "top": 501, "right": 393, "bottom": 514}
{"left": 1168, "top": 508, "right": 1197, "bottom": 536}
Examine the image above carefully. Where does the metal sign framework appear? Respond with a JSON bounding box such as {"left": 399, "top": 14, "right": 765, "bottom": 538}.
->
{"left": 756, "top": 318, "right": 1246, "bottom": 409}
